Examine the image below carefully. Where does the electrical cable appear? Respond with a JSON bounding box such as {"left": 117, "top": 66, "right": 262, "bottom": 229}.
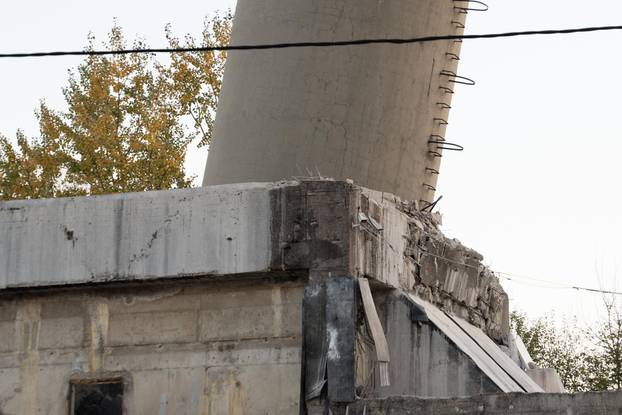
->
{"left": 496, "top": 272, "right": 622, "bottom": 296}
{"left": 3, "top": 25, "right": 622, "bottom": 59}
{"left": 411, "top": 236, "right": 622, "bottom": 297}
{"left": 425, "top": 251, "right": 622, "bottom": 296}
{"left": 357, "top": 220, "right": 620, "bottom": 297}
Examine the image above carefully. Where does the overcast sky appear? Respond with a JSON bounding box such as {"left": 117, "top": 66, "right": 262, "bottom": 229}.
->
{"left": 2, "top": 0, "right": 621, "bottom": 323}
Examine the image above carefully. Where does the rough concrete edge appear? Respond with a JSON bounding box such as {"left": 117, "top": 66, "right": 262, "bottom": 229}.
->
{"left": 0, "top": 181, "right": 301, "bottom": 208}
{"left": 348, "top": 391, "right": 622, "bottom": 413}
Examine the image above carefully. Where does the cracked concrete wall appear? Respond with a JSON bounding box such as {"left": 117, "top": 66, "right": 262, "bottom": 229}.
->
{"left": 204, "top": 0, "right": 467, "bottom": 205}
{"left": 0, "top": 183, "right": 285, "bottom": 289}
{"left": 0, "top": 278, "right": 303, "bottom": 415}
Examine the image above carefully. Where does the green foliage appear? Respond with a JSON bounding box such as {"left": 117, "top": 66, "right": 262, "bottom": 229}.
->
{"left": 0, "top": 14, "right": 232, "bottom": 200}
{"left": 511, "top": 311, "right": 587, "bottom": 391}
{"left": 591, "top": 300, "right": 622, "bottom": 390}
{"left": 163, "top": 14, "right": 231, "bottom": 148}
{"left": 512, "top": 303, "right": 622, "bottom": 392}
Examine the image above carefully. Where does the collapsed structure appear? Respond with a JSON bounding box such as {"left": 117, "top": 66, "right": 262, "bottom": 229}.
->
{"left": 1, "top": 180, "right": 547, "bottom": 414}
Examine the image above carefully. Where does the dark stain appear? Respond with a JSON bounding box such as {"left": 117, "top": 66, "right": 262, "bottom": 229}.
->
{"left": 217, "top": 343, "right": 236, "bottom": 352}
{"left": 269, "top": 181, "right": 351, "bottom": 272}
{"left": 427, "top": 57, "right": 436, "bottom": 97}
{"left": 129, "top": 230, "right": 158, "bottom": 264}
{"left": 71, "top": 380, "right": 123, "bottom": 415}
{"left": 292, "top": 221, "right": 303, "bottom": 242}
{"left": 61, "top": 225, "right": 78, "bottom": 247}
{"left": 282, "top": 240, "right": 344, "bottom": 269}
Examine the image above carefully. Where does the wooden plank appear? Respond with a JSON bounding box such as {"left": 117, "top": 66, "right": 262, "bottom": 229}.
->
{"left": 359, "top": 278, "right": 391, "bottom": 362}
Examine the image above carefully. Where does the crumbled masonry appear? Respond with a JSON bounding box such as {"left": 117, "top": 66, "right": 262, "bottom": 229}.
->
{"left": 399, "top": 202, "right": 508, "bottom": 343}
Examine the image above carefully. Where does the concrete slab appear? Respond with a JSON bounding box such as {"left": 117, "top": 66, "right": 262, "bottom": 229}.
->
{"left": 0, "top": 183, "right": 286, "bottom": 289}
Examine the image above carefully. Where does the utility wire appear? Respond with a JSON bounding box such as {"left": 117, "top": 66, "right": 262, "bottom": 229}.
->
{"left": 5, "top": 21, "right": 622, "bottom": 297}
{"left": 424, "top": 250, "right": 622, "bottom": 296}
{"left": 3, "top": 25, "right": 622, "bottom": 59}
{"left": 496, "top": 272, "right": 622, "bottom": 296}
{"left": 411, "top": 229, "right": 622, "bottom": 297}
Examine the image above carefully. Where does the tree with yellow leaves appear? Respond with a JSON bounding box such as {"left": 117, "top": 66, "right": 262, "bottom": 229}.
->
{"left": 0, "top": 14, "right": 231, "bottom": 200}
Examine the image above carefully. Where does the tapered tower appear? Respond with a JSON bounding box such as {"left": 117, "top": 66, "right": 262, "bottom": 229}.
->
{"left": 204, "top": 0, "right": 473, "bottom": 206}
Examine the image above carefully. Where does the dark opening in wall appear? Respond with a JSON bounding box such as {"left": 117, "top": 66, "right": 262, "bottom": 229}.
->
{"left": 69, "top": 379, "right": 123, "bottom": 415}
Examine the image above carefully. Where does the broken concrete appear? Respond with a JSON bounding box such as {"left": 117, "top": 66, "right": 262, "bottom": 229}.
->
{"left": 355, "top": 188, "right": 510, "bottom": 343}
{"left": 0, "top": 180, "right": 518, "bottom": 414}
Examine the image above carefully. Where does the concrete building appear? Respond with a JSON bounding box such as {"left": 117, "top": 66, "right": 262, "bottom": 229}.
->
{"left": 204, "top": 0, "right": 468, "bottom": 206}
{"left": 0, "top": 180, "right": 543, "bottom": 414}
{"left": 1, "top": 0, "right": 614, "bottom": 414}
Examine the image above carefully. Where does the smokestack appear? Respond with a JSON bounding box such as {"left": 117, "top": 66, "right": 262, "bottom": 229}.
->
{"left": 204, "top": 0, "right": 468, "bottom": 206}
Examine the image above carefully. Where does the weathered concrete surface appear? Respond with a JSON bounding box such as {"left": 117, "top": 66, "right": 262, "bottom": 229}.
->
{"left": 347, "top": 392, "right": 622, "bottom": 414}
{"left": 0, "top": 182, "right": 283, "bottom": 289}
{"left": 353, "top": 290, "right": 539, "bottom": 400}
{"left": 0, "top": 277, "right": 303, "bottom": 415}
{"left": 0, "top": 180, "right": 521, "bottom": 412}
{"left": 269, "top": 180, "right": 354, "bottom": 278}
{"left": 0, "top": 180, "right": 509, "bottom": 343}
{"left": 362, "top": 292, "right": 502, "bottom": 398}
{"left": 205, "top": 0, "right": 467, "bottom": 205}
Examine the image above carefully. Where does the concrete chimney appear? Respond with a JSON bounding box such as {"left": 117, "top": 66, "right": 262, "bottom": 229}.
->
{"left": 204, "top": 0, "right": 468, "bottom": 206}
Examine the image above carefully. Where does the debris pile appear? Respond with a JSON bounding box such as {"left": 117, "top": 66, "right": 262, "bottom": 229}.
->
{"left": 399, "top": 202, "right": 509, "bottom": 343}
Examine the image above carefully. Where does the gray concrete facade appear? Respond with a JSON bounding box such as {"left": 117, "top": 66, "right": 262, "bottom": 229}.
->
{"left": 0, "top": 181, "right": 508, "bottom": 342}
{"left": 204, "top": 0, "right": 467, "bottom": 205}
{"left": 0, "top": 182, "right": 278, "bottom": 289}
{"left": 0, "top": 181, "right": 522, "bottom": 414}
{"left": 371, "top": 293, "right": 502, "bottom": 398}
{"left": 0, "top": 278, "right": 303, "bottom": 414}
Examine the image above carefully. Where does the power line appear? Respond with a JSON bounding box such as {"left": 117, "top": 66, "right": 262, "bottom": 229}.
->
{"left": 496, "top": 271, "right": 622, "bottom": 296}
{"left": 414, "top": 232, "right": 622, "bottom": 297}
{"left": 2, "top": 25, "right": 622, "bottom": 59}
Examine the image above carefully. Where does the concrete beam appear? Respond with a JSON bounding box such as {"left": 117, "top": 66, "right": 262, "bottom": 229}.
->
{"left": 0, "top": 183, "right": 284, "bottom": 289}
